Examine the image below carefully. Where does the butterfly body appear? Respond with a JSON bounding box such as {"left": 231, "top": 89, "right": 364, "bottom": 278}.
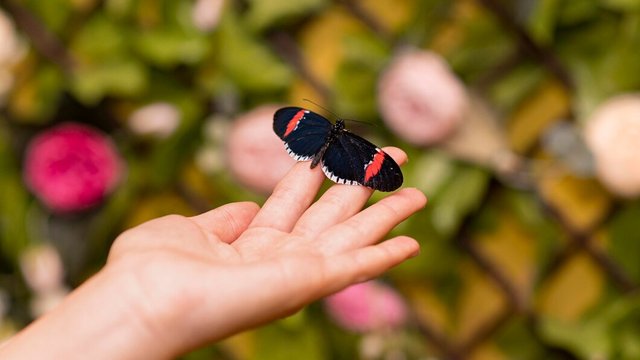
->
{"left": 273, "top": 107, "right": 403, "bottom": 192}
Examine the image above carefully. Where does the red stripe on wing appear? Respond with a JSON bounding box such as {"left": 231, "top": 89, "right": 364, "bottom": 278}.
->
{"left": 364, "top": 149, "right": 386, "bottom": 182}
{"left": 284, "top": 110, "right": 306, "bottom": 137}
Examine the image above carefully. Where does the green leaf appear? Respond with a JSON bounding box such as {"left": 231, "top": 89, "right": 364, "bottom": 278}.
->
{"left": 10, "top": 64, "right": 64, "bottom": 123}
{"left": 601, "top": 0, "right": 640, "bottom": 11}
{"left": 69, "top": 14, "right": 148, "bottom": 103}
{"left": 489, "top": 63, "right": 545, "bottom": 113}
{"left": 0, "top": 123, "right": 31, "bottom": 262}
{"left": 134, "top": 28, "right": 209, "bottom": 67}
{"left": 429, "top": 164, "right": 490, "bottom": 238}
{"left": 245, "top": 0, "right": 327, "bottom": 31}
{"left": 556, "top": 0, "right": 600, "bottom": 25}
{"left": 71, "top": 60, "right": 148, "bottom": 104}
{"left": 539, "top": 294, "right": 640, "bottom": 359}
{"left": 405, "top": 150, "right": 456, "bottom": 196}
{"left": 254, "top": 319, "right": 326, "bottom": 360}
{"left": 71, "top": 14, "right": 129, "bottom": 60}
{"left": 446, "top": 7, "right": 512, "bottom": 83}
{"left": 527, "top": 0, "right": 561, "bottom": 44}
{"left": 539, "top": 317, "right": 610, "bottom": 358}
{"left": 333, "top": 33, "right": 390, "bottom": 120}
{"left": 608, "top": 201, "right": 640, "bottom": 281}
{"left": 497, "top": 317, "right": 555, "bottom": 359}
{"left": 333, "top": 61, "right": 378, "bottom": 120}
{"left": 25, "top": 0, "right": 72, "bottom": 33}
{"left": 217, "top": 11, "right": 294, "bottom": 93}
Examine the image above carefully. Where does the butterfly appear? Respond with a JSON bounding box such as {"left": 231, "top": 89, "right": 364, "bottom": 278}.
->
{"left": 273, "top": 107, "right": 403, "bottom": 192}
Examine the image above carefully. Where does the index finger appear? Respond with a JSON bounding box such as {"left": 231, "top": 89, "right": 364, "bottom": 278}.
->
{"left": 248, "top": 160, "right": 325, "bottom": 231}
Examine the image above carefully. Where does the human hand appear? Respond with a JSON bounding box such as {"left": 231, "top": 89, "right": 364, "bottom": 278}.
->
{"left": 0, "top": 147, "right": 425, "bottom": 360}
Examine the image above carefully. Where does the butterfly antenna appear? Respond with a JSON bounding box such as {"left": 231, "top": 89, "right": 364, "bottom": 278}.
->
{"left": 343, "top": 118, "right": 379, "bottom": 128}
{"left": 302, "top": 99, "right": 342, "bottom": 120}
{"left": 302, "top": 99, "right": 378, "bottom": 127}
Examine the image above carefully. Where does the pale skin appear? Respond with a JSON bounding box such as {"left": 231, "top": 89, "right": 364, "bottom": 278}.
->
{"left": 0, "top": 147, "right": 426, "bottom": 359}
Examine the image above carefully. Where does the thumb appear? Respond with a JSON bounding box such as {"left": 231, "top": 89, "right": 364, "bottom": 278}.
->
{"left": 190, "top": 201, "right": 261, "bottom": 243}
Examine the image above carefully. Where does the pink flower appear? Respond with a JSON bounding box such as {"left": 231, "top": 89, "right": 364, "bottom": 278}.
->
{"left": 324, "top": 281, "right": 408, "bottom": 333}
{"left": 225, "top": 105, "right": 296, "bottom": 194}
{"left": 24, "top": 123, "right": 124, "bottom": 212}
{"left": 378, "top": 49, "right": 468, "bottom": 145}
{"left": 584, "top": 94, "right": 640, "bottom": 198}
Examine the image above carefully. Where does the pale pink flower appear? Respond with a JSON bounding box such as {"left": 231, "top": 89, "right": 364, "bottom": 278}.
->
{"left": 584, "top": 94, "right": 640, "bottom": 198}
{"left": 0, "top": 9, "right": 25, "bottom": 104}
{"left": 0, "top": 8, "right": 22, "bottom": 66}
{"left": 30, "top": 287, "right": 68, "bottom": 318}
{"left": 24, "top": 123, "right": 124, "bottom": 212}
{"left": 192, "top": 0, "right": 225, "bottom": 32}
{"left": 225, "top": 105, "right": 296, "bottom": 194}
{"left": 378, "top": 49, "right": 468, "bottom": 145}
{"left": 20, "top": 244, "right": 65, "bottom": 294}
{"left": 324, "top": 281, "right": 408, "bottom": 333}
{"left": 128, "top": 102, "right": 180, "bottom": 139}
{"left": 20, "top": 244, "right": 69, "bottom": 317}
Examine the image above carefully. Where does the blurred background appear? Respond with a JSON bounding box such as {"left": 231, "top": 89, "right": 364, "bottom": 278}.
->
{"left": 1, "top": 0, "right": 640, "bottom": 359}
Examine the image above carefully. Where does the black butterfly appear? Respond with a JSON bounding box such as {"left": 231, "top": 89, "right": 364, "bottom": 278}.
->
{"left": 273, "top": 107, "right": 403, "bottom": 192}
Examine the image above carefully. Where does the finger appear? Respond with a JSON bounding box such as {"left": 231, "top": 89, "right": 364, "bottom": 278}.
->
{"left": 190, "top": 201, "right": 260, "bottom": 243}
{"left": 292, "top": 147, "right": 407, "bottom": 237}
{"left": 318, "top": 188, "right": 426, "bottom": 254}
{"left": 318, "top": 236, "right": 420, "bottom": 297}
{"left": 249, "top": 160, "right": 325, "bottom": 232}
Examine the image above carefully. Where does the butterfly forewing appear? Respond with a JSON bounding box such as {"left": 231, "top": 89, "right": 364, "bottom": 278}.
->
{"left": 273, "top": 107, "right": 332, "bottom": 161}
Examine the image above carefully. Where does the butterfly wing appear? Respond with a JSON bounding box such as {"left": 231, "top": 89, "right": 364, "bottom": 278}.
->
{"left": 321, "top": 131, "right": 403, "bottom": 192}
{"left": 273, "top": 107, "right": 333, "bottom": 161}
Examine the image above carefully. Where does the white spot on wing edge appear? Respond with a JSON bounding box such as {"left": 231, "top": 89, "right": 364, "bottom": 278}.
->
{"left": 321, "top": 164, "right": 362, "bottom": 187}
{"left": 284, "top": 143, "right": 312, "bottom": 162}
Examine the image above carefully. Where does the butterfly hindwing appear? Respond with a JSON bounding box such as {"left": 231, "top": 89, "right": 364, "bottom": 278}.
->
{"left": 322, "top": 131, "right": 403, "bottom": 192}
{"left": 273, "top": 107, "right": 333, "bottom": 161}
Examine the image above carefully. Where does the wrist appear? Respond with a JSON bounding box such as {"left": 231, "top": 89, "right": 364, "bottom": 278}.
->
{"left": 0, "top": 265, "right": 172, "bottom": 360}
